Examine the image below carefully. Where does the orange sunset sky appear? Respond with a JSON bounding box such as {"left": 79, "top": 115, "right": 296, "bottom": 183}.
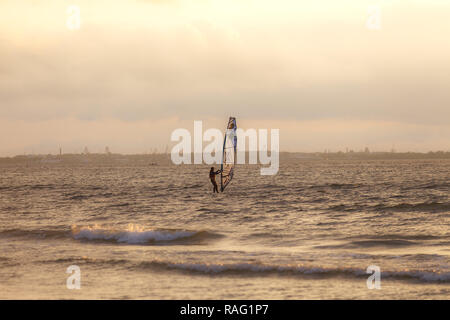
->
{"left": 0, "top": 0, "right": 449, "bottom": 155}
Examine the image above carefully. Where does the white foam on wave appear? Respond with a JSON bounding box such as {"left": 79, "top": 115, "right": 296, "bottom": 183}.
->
{"left": 72, "top": 224, "right": 198, "bottom": 244}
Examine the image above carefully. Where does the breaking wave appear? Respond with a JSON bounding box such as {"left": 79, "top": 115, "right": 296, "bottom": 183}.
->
{"left": 135, "top": 260, "right": 450, "bottom": 283}
{"left": 71, "top": 224, "right": 222, "bottom": 244}
{"left": 38, "top": 256, "right": 450, "bottom": 283}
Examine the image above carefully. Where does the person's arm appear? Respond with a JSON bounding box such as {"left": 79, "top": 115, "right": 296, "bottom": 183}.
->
{"left": 215, "top": 169, "right": 222, "bottom": 174}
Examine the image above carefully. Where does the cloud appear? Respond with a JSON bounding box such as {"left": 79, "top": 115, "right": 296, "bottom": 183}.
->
{"left": 0, "top": 0, "right": 449, "bottom": 154}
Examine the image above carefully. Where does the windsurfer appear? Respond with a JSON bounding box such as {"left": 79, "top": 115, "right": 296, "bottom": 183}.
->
{"left": 209, "top": 167, "right": 221, "bottom": 193}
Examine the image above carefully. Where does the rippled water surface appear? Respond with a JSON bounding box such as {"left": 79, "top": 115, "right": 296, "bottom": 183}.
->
{"left": 0, "top": 159, "right": 449, "bottom": 299}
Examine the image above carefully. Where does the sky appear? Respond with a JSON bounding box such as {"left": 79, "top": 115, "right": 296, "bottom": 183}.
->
{"left": 0, "top": 0, "right": 449, "bottom": 156}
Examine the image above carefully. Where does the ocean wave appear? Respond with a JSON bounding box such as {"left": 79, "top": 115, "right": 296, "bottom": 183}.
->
{"left": 373, "top": 201, "right": 450, "bottom": 213}
{"left": 0, "top": 228, "right": 68, "bottom": 239}
{"left": 350, "top": 239, "right": 418, "bottom": 247}
{"left": 309, "top": 183, "right": 360, "bottom": 190}
{"left": 315, "top": 239, "right": 418, "bottom": 249}
{"left": 136, "top": 260, "right": 450, "bottom": 283}
{"left": 402, "top": 182, "right": 450, "bottom": 190}
{"left": 327, "top": 204, "right": 355, "bottom": 212}
{"left": 0, "top": 184, "right": 56, "bottom": 191}
{"left": 0, "top": 256, "right": 10, "bottom": 263}
{"left": 29, "top": 184, "right": 56, "bottom": 190}
{"left": 38, "top": 256, "right": 130, "bottom": 266}
{"left": 107, "top": 202, "right": 130, "bottom": 208}
{"left": 343, "top": 234, "right": 446, "bottom": 241}
{"left": 64, "top": 191, "right": 100, "bottom": 200}
{"left": 71, "top": 224, "right": 222, "bottom": 244}
{"left": 32, "top": 255, "right": 450, "bottom": 283}
{"left": 327, "top": 201, "right": 450, "bottom": 213}
{"left": 182, "top": 183, "right": 203, "bottom": 189}
{"left": 0, "top": 256, "right": 20, "bottom": 268}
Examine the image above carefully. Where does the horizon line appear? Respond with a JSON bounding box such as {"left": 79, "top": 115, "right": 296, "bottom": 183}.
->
{"left": 3, "top": 149, "right": 450, "bottom": 158}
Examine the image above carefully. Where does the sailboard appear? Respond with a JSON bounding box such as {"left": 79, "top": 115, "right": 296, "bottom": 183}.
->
{"left": 220, "top": 117, "right": 237, "bottom": 192}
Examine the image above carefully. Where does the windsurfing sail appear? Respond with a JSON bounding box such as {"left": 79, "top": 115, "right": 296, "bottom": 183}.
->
{"left": 220, "top": 117, "right": 237, "bottom": 192}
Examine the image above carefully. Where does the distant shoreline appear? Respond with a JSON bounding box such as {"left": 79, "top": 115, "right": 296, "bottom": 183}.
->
{"left": 0, "top": 151, "right": 449, "bottom": 166}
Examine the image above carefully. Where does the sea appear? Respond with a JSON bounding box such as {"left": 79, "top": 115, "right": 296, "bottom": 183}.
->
{"left": 0, "top": 158, "right": 449, "bottom": 299}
